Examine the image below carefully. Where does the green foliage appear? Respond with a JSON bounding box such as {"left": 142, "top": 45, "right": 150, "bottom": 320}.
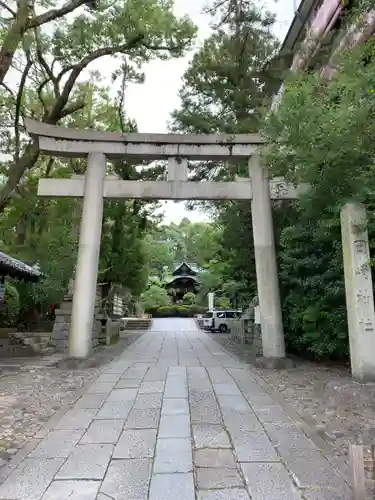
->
{"left": 265, "top": 43, "right": 375, "bottom": 211}
{"left": 141, "top": 284, "right": 171, "bottom": 311}
{"left": 0, "top": 281, "right": 20, "bottom": 327}
{"left": 171, "top": 0, "right": 279, "bottom": 314}
{"left": 151, "top": 304, "right": 206, "bottom": 317}
{"left": 0, "top": 0, "right": 197, "bottom": 211}
{"left": 182, "top": 292, "right": 195, "bottom": 305}
{"left": 263, "top": 44, "right": 375, "bottom": 359}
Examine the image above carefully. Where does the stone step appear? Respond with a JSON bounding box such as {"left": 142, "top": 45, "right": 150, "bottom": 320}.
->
{"left": 121, "top": 318, "right": 152, "bottom": 331}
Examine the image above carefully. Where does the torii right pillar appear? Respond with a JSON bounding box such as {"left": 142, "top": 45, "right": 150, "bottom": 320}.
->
{"left": 249, "top": 153, "right": 286, "bottom": 366}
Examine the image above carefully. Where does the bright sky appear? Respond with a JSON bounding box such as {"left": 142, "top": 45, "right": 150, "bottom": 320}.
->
{"left": 123, "top": 0, "right": 298, "bottom": 224}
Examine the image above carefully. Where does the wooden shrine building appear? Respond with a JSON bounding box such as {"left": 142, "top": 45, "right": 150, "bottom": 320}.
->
{"left": 165, "top": 262, "right": 200, "bottom": 302}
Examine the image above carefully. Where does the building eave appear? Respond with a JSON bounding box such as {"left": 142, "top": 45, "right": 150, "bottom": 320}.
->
{"left": 280, "top": 0, "right": 318, "bottom": 56}
{"left": 0, "top": 250, "right": 43, "bottom": 282}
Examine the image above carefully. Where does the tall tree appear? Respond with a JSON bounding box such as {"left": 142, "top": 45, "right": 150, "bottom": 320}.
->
{"left": 0, "top": 0, "right": 196, "bottom": 211}
{"left": 171, "top": 0, "right": 281, "bottom": 305}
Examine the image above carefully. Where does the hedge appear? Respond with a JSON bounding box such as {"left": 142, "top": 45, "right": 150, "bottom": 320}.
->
{"left": 146, "top": 305, "right": 206, "bottom": 318}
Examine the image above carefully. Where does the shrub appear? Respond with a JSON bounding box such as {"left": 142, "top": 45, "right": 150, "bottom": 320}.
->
{"left": 182, "top": 292, "right": 196, "bottom": 305}
{"left": 0, "top": 282, "right": 20, "bottom": 327}
{"left": 151, "top": 305, "right": 206, "bottom": 318}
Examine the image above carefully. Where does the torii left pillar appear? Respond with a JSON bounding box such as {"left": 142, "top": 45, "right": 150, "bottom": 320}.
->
{"left": 69, "top": 153, "right": 106, "bottom": 358}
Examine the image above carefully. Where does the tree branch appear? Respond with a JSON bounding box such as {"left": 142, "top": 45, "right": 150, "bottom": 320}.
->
{"left": 34, "top": 27, "right": 60, "bottom": 98}
{"left": 0, "top": 1, "right": 16, "bottom": 16}
{"left": 14, "top": 45, "right": 33, "bottom": 161}
{"left": 28, "top": 0, "right": 91, "bottom": 29}
{"left": 48, "top": 34, "right": 145, "bottom": 123}
{"left": 0, "top": 0, "right": 30, "bottom": 84}
{"left": 59, "top": 99, "right": 86, "bottom": 118}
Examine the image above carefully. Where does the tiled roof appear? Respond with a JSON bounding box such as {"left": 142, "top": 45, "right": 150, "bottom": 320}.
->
{"left": 0, "top": 250, "right": 43, "bottom": 282}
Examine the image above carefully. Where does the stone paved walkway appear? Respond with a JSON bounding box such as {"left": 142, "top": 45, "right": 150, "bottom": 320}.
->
{"left": 0, "top": 319, "right": 352, "bottom": 500}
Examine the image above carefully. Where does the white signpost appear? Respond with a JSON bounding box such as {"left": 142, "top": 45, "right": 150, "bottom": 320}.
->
{"left": 208, "top": 292, "right": 215, "bottom": 311}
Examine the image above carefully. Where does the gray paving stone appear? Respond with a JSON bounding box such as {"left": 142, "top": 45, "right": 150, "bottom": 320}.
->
{"left": 253, "top": 405, "right": 294, "bottom": 425}
{"left": 88, "top": 381, "right": 116, "bottom": 393}
{"left": 80, "top": 419, "right": 124, "bottom": 443}
{"left": 192, "top": 424, "right": 231, "bottom": 449}
{"left": 241, "top": 462, "right": 301, "bottom": 500}
{"left": 196, "top": 467, "right": 243, "bottom": 489}
{"left": 216, "top": 394, "right": 251, "bottom": 412}
{"left": 242, "top": 391, "right": 276, "bottom": 407}
{"left": 223, "top": 412, "right": 263, "bottom": 433}
{"left": 113, "top": 429, "right": 157, "bottom": 458}
{"left": 302, "top": 487, "right": 353, "bottom": 500}
{"left": 164, "top": 383, "right": 188, "bottom": 398}
{"left": 41, "top": 480, "right": 100, "bottom": 500}
{"left": 189, "top": 390, "right": 216, "bottom": 405}
{"left": 282, "top": 449, "right": 348, "bottom": 489}
{"left": 231, "top": 430, "right": 279, "bottom": 462}
{"left": 144, "top": 367, "right": 168, "bottom": 381}
{"left": 55, "top": 443, "right": 113, "bottom": 480}
{"left": 206, "top": 367, "right": 233, "bottom": 384}
{"left": 125, "top": 407, "right": 160, "bottom": 428}
{"left": 189, "top": 391, "right": 222, "bottom": 424}
{"left": 149, "top": 473, "right": 195, "bottom": 500}
{"left": 99, "top": 458, "right": 152, "bottom": 499}
{"left": 124, "top": 367, "right": 149, "bottom": 378}
{"left": 264, "top": 425, "right": 316, "bottom": 451}
{"left": 158, "top": 414, "right": 191, "bottom": 438}
{"left": 134, "top": 392, "right": 163, "bottom": 409}
{"left": 0, "top": 458, "right": 64, "bottom": 500}
{"left": 197, "top": 489, "right": 251, "bottom": 500}
{"left": 95, "top": 401, "right": 132, "bottom": 419}
{"left": 96, "top": 373, "right": 122, "bottom": 382}
{"left": 154, "top": 438, "right": 192, "bottom": 473}
{"left": 106, "top": 388, "right": 138, "bottom": 402}
{"left": 104, "top": 363, "right": 130, "bottom": 374}
{"left": 54, "top": 408, "right": 97, "bottom": 430}
{"left": 139, "top": 381, "right": 165, "bottom": 393}
{"left": 162, "top": 398, "right": 189, "bottom": 415}
{"left": 29, "top": 429, "right": 84, "bottom": 458}
{"left": 213, "top": 383, "right": 242, "bottom": 396}
{"left": 115, "top": 378, "right": 143, "bottom": 389}
{"left": 195, "top": 449, "right": 236, "bottom": 468}
{"left": 74, "top": 393, "right": 107, "bottom": 409}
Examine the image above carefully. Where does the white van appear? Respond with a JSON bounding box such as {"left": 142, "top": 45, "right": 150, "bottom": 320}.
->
{"left": 202, "top": 309, "right": 241, "bottom": 333}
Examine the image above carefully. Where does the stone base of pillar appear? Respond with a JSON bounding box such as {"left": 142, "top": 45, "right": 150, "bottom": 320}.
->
{"left": 254, "top": 356, "right": 296, "bottom": 370}
{"left": 51, "top": 286, "right": 102, "bottom": 353}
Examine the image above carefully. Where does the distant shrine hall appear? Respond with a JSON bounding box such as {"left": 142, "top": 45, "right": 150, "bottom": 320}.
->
{"left": 165, "top": 262, "right": 200, "bottom": 302}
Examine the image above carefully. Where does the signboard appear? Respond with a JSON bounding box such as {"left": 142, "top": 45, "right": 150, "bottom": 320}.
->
{"left": 254, "top": 305, "right": 261, "bottom": 325}
{"left": 208, "top": 292, "right": 214, "bottom": 311}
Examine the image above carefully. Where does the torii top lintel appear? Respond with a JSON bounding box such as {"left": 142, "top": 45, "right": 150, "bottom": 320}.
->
{"left": 24, "top": 119, "right": 266, "bottom": 160}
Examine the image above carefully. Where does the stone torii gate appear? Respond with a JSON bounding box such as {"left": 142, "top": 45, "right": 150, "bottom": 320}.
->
{"left": 24, "top": 119, "right": 375, "bottom": 382}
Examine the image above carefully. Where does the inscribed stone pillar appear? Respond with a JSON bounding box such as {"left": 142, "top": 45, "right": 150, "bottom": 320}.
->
{"left": 69, "top": 152, "right": 106, "bottom": 358}
{"left": 249, "top": 153, "right": 286, "bottom": 359}
{"left": 341, "top": 202, "right": 375, "bottom": 382}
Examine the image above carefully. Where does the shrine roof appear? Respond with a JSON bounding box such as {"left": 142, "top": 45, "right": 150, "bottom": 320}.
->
{"left": 0, "top": 250, "right": 43, "bottom": 282}
{"left": 172, "top": 262, "right": 198, "bottom": 276}
{"left": 165, "top": 275, "right": 200, "bottom": 287}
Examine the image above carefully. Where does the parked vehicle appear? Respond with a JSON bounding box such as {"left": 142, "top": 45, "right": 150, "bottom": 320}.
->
{"left": 202, "top": 309, "right": 242, "bottom": 333}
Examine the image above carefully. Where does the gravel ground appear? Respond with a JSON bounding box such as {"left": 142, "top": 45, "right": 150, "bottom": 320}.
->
{"left": 0, "top": 332, "right": 144, "bottom": 468}
{"left": 210, "top": 333, "right": 375, "bottom": 462}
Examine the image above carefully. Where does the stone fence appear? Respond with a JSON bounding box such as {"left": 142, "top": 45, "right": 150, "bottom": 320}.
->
{"left": 227, "top": 318, "right": 262, "bottom": 356}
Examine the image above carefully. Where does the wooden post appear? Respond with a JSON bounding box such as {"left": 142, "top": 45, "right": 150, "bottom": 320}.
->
{"left": 349, "top": 444, "right": 367, "bottom": 500}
